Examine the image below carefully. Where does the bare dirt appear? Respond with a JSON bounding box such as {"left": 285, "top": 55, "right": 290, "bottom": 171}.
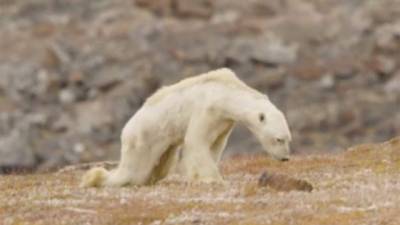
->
{"left": 1, "top": 137, "right": 399, "bottom": 225}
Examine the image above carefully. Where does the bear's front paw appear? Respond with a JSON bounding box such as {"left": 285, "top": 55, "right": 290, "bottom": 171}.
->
{"left": 190, "top": 171, "right": 225, "bottom": 184}
{"left": 200, "top": 177, "right": 226, "bottom": 185}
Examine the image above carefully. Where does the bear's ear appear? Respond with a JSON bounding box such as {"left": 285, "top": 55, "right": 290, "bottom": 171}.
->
{"left": 258, "top": 113, "right": 265, "bottom": 122}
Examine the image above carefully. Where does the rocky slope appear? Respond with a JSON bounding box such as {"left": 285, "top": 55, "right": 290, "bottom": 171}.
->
{"left": 0, "top": 0, "right": 399, "bottom": 170}
{"left": 1, "top": 137, "right": 399, "bottom": 224}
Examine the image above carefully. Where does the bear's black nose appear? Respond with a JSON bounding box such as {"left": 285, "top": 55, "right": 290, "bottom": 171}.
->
{"left": 280, "top": 158, "right": 289, "bottom": 162}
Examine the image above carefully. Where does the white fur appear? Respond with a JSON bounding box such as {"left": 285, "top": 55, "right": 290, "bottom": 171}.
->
{"left": 81, "top": 68, "right": 291, "bottom": 187}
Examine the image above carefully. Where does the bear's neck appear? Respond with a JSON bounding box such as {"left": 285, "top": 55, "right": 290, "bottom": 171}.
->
{"left": 212, "top": 88, "right": 268, "bottom": 126}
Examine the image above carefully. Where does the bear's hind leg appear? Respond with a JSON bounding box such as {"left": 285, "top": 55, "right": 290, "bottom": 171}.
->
{"left": 147, "top": 142, "right": 182, "bottom": 184}
{"left": 104, "top": 140, "right": 167, "bottom": 187}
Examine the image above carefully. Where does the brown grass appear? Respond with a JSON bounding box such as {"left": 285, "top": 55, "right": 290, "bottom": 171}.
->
{"left": 1, "top": 137, "right": 400, "bottom": 225}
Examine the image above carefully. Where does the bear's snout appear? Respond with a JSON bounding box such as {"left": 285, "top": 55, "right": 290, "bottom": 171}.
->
{"left": 280, "top": 157, "right": 289, "bottom": 162}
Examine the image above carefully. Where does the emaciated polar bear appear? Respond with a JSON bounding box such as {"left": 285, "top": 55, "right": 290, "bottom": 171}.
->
{"left": 81, "top": 68, "right": 291, "bottom": 187}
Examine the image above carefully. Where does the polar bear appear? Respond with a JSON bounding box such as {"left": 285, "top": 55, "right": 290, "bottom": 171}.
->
{"left": 81, "top": 68, "right": 291, "bottom": 187}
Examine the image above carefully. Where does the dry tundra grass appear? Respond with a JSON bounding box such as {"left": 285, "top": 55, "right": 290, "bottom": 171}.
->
{"left": 1, "top": 137, "right": 400, "bottom": 225}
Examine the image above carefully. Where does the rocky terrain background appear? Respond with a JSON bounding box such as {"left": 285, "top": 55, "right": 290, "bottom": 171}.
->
{"left": 0, "top": 0, "right": 399, "bottom": 172}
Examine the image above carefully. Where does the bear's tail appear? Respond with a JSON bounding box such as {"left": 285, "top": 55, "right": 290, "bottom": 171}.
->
{"left": 80, "top": 167, "right": 109, "bottom": 187}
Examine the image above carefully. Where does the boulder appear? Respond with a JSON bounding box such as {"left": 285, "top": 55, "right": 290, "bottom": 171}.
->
{"left": 0, "top": 128, "right": 36, "bottom": 173}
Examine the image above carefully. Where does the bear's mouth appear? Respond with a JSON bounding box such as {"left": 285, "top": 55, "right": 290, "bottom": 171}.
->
{"left": 264, "top": 150, "right": 289, "bottom": 162}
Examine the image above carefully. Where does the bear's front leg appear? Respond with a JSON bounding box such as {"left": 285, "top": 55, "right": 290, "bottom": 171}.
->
{"left": 180, "top": 145, "right": 223, "bottom": 183}
{"left": 180, "top": 109, "right": 224, "bottom": 183}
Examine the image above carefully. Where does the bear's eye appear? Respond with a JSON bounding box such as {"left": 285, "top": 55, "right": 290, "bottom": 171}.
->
{"left": 276, "top": 138, "right": 285, "bottom": 144}
{"left": 258, "top": 113, "right": 265, "bottom": 122}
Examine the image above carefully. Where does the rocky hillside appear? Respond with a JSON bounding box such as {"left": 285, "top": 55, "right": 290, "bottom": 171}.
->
{"left": 0, "top": 0, "right": 399, "bottom": 171}
{"left": 1, "top": 137, "right": 399, "bottom": 224}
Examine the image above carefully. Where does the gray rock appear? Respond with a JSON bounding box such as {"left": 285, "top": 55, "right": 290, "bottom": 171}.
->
{"left": 368, "top": 55, "right": 397, "bottom": 78}
{"left": 226, "top": 36, "right": 298, "bottom": 66}
{"left": 0, "top": 129, "right": 36, "bottom": 170}
{"left": 135, "top": 0, "right": 213, "bottom": 18}
{"left": 173, "top": 0, "right": 214, "bottom": 19}
{"left": 250, "top": 37, "right": 298, "bottom": 66}
{"left": 58, "top": 88, "right": 77, "bottom": 104}
{"left": 74, "top": 100, "right": 113, "bottom": 134}
{"left": 375, "top": 22, "right": 400, "bottom": 51}
{"left": 384, "top": 72, "right": 400, "bottom": 97}
{"left": 319, "top": 74, "right": 335, "bottom": 90}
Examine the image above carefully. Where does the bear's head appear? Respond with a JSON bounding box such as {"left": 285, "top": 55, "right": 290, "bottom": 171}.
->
{"left": 246, "top": 98, "right": 292, "bottom": 161}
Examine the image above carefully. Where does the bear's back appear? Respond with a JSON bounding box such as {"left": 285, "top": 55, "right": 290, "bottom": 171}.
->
{"left": 145, "top": 68, "right": 262, "bottom": 106}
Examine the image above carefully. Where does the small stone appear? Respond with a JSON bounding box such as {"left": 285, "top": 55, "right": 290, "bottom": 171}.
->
{"left": 250, "top": 67, "right": 286, "bottom": 90}
{"left": 88, "top": 89, "right": 99, "bottom": 99}
{"left": 211, "top": 10, "right": 239, "bottom": 24}
{"left": 367, "top": 55, "right": 396, "bottom": 79}
{"left": 37, "top": 70, "right": 62, "bottom": 95}
{"left": 51, "top": 114, "right": 72, "bottom": 132}
{"left": 319, "top": 74, "right": 335, "bottom": 89}
{"left": 289, "top": 60, "right": 325, "bottom": 80}
{"left": 58, "top": 88, "right": 76, "bottom": 104}
{"left": 332, "top": 58, "right": 357, "bottom": 79}
{"left": 375, "top": 22, "right": 400, "bottom": 51}
{"left": 68, "top": 71, "right": 84, "bottom": 84}
{"left": 73, "top": 143, "right": 86, "bottom": 154}
{"left": 27, "top": 113, "right": 48, "bottom": 126}
{"left": 338, "top": 109, "right": 357, "bottom": 125}
{"left": 242, "top": 183, "right": 258, "bottom": 197}
{"left": 258, "top": 171, "right": 313, "bottom": 192}
{"left": 252, "top": 0, "right": 284, "bottom": 17}
{"left": 384, "top": 72, "right": 400, "bottom": 96}
{"left": 378, "top": 56, "right": 396, "bottom": 75}
{"left": 135, "top": 0, "right": 173, "bottom": 16}
{"left": 251, "top": 38, "right": 298, "bottom": 66}
{"left": 173, "top": 0, "right": 214, "bottom": 19}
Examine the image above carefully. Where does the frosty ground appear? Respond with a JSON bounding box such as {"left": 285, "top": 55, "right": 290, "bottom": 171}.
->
{"left": 1, "top": 137, "right": 399, "bottom": 225}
